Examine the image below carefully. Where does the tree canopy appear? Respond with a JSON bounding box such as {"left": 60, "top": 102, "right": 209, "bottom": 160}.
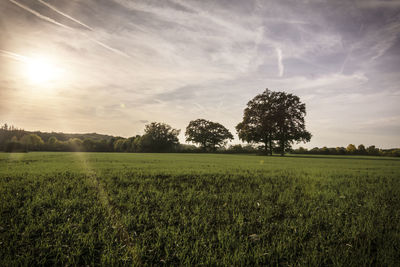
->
{"left": 236, "top": 89, "right": 311, "bottom": 155}
{"left": 185, "top": 119, "right": 233, "bottom": 151}
{"left": 139, "top": 122, "right": 180, "bottom": 152}
{"left": 20, "top": 134, "right": 44, "bottom": 150}
{"left": 346, "top": 144, "right": 357, "bottom": 154}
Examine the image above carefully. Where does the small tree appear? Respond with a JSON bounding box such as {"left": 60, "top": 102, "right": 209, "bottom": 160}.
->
{"left": 336, "top": 147, "right": 346, "bottom": 155}
{"left": 366, "top": 145, "right": 379, "bottom": 156}
{"left": 139, "top": 122, "right": 180, "bottom": 152}
{"left": 346, "top": 144, "right": 357, "bottom": 154}
{"left": 357, "top": 144, "right": 366, "bottom": 155}
{"left": 185, "top": 119, "right": 233, "bottom": 151}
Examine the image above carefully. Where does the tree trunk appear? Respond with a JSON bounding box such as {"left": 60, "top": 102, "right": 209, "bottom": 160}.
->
{"left": 280, "top": 127, "right": 285, "bottom": 156}
{"left": 268, "top": 133, "right": 273, "bottom": 156}
{"left": 264, "top": 140, "right": 269, "bottom": 155}
{"left": 264, "top": 134, "right": 272, "bottom": 156}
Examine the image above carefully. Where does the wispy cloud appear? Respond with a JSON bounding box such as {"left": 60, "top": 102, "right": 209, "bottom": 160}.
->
{"left": 9, "top": 0, "right": 72, "bottom": 30}
{"left": 369, "top": 22, "right": 400, "bottom": 62}
{"left": 0, "top": 49, "right": 28, "bottom": 62}
{"left": 37, "top": 0, "right": 94, "bottom": 31}
{"left": 9, "top": 0, "right": 129, "bottom": 58}
{"left": 339, "top": 23, "right": 366, "bottom": 74}
{"left": 276, "top": 47, "right": 284, "bottom": 77}
{"left": 357, "top": 0, "right": 400, "bottom": 9}
{"left": 89, "top": 38, "right": 130, "bottom": 58}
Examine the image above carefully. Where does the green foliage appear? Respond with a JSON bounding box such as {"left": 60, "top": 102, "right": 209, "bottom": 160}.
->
{"left": 0, "top": 124, "right": 115, "bottom": 152}
{"left": 236, "top": 89, "right": 311, "bottom": 156}
{"left": 113, "top": 138, "right": 128, "bottom": 152}
{"left": 68, "top": 138, "right": 83, "bottom": 151}
{"left": 292, "top": 144, "right": 398, "bottom": 157}
{"left": 293, "top": 145, "right": 400, "bottom": 157}
{"left": 346, "top": 144, "right": 357, "bottom": 154}
{"left": 226, "top": 144, "right": 258, "bottom": 154}
{"left": 367, "top": 145, "right": 380, "bottom": 156}
{"left": 1, "top": 152, "right": 400, "bottom": 265}
{"left": 297, "top": 146, "right": 308, "bottom": 154}
{"left": 139, "top": 122, "right": 180, "bottom": 152}
{"left": 47, "top": 136, "right": 58, "bottom": 145}
{"left": 83, "top": 138, "right": 97, "bottom": 151}
{"left": 1, "top": 123, "right": 398, "bottom": 156}
{"left": 336, "top": 147, "right": 346, "bottom": 155}
{"left": 236, "top": 89, "right": 277, "bottom": 155}
{"left": 19, "top": 134, "right": 44, "bottom": 150}
{"left": 4, "top": 141, "right": 27, "bottom": 153}
{"left": 357, "top": 144, "right": 366, "bottom": 154}
{"left": 176, "top": 144, "right": 200, "bottom": 153}
{"left": 185, "top": 119, "right": 233, "bottom": 151}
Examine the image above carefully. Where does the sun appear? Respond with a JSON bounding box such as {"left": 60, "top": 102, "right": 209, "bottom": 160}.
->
{"left": 24, "top": 57, "right": 63, "bottom": 84}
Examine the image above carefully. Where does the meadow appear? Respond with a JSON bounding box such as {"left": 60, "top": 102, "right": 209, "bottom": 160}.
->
{"left": 1, "top": 152, "right": 400, "bottom": 266}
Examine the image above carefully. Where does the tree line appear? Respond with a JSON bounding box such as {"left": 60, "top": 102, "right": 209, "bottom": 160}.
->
{"left": 0, "top": 122, "right": 180, "bottom": 153}
{"left": 292, "top": 145, "right": 400, "bottom": 157}
{"left": 0, "top": 122, "right": 251, "bottom": 153}
{"left": 1, "top": 89, "right": 398, "bottom": 156}
{"left": 0, "top": 123, "right": 398, "bottom": 156}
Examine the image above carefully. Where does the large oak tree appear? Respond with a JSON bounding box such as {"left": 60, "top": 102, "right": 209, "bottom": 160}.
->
{"left": 236, "top": 89, "right": 311, "bottom": 155}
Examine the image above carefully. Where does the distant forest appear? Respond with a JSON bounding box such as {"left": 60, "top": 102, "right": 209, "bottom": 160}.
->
{"left": 1, "top": 89, "right": 399, "bottom": 156}
{"left": 0, "top": 123, "right": 399, "bottom": 157}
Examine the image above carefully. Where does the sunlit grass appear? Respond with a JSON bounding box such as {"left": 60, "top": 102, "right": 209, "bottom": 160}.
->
{"left": 1, "top": 153, "right": 399, "bottom": 265}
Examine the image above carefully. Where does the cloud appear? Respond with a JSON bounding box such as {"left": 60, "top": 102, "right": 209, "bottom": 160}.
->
{"left": 113, "top": 0, "right": 270, "bottom": 72}
{"left": 0, "top": 49, "right": 28, "bottom": 62}
{"left": 37, "top": 0, "right": 94, "bottom": 31}
{"left": 369, "top": 22, "right": 400, "bottom": 62}
{"left": 8, "top": 0, "right": 129, "bottom": 58}
{"left": 89, "top": 38, "right": 130, "bottom": 58}
{"left": 276, "top": 47, "right": 284, "bottom": 77}
{"left": 1, "top": 0, "right": 399, "bottom": 147}
{"left": 357, "top": 0, "right": 400, "bottom": 9}
{"left": 9, "top": 0, "right": 72, "bottom": 30}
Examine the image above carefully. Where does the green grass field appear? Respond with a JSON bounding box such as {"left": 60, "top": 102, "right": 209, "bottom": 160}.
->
{"left": 1, "top": 152, "right": 400, "bottom": 266}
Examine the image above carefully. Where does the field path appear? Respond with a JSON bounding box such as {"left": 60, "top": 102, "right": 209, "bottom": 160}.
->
{"left": 80, "top": 158, "right": 141, "bottom": 265}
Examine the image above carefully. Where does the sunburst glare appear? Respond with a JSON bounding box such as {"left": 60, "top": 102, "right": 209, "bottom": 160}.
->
{"left": 24, "top": 56, "right": 64, "bottom": 84}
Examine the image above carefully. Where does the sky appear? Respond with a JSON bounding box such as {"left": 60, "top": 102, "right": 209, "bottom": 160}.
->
{"left": 0, "top": 0, "right": 399, "bottom": 148}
